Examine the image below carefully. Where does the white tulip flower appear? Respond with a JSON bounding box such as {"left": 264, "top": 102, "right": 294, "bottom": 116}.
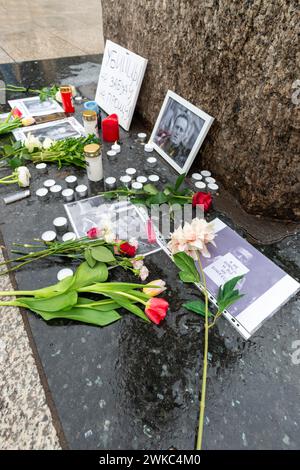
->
{"left": 43, "top": 137, "right": 54, "bottom": 150}
{"left": 16, "top": 166, "right": 31, "bottom": 187}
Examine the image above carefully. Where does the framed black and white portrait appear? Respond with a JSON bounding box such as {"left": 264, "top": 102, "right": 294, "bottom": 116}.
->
{"left": 150, "top": 90, "right": 214, "bottom": 174}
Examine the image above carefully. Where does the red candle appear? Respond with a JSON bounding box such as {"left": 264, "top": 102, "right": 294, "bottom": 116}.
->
{"left": 60, "top": 86, "right": 75, "bottom": 113}
{"left": 102, "top": 114, "right": 119, "bottom": 142}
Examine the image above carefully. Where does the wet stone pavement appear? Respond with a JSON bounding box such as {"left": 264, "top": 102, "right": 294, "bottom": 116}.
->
{"left": 0, "top": 56, "right": 299, "bottom": 450}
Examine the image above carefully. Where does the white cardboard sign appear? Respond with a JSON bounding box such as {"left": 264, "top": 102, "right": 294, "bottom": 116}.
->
{"left": 95, "top": 40, "right": 147, "bottom": 131}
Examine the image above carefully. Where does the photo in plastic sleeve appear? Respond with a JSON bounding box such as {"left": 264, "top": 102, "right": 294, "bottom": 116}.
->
{"left": 64, "top": 196, "right": 162, "bottom": 256}
{"left": 8, "top": 96, "right": 63, "bottom": 117}
{"left": 12, "top": 117, "right": 85, "bottom": 142}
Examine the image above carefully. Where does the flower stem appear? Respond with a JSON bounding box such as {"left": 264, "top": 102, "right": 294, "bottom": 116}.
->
{"left": 196, "top": 250, "right": 209, "bottom": 451}
{"left": 114, "top": 290, "right": 147, "bottom": 306}
{"left": 0, "top": 290, "right": 33, "bottom": 296}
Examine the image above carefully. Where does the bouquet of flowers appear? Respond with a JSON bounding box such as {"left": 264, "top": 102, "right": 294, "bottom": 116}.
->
{"left": 0, "top": 134, "right": 98, "bottom": 169}
{"left": 0, "top": 229, "right": 149, "bottom": 281}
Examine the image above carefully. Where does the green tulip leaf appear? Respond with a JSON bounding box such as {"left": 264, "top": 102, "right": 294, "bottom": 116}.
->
{"left": 18, "top": 290, "right": 78, "bottom": 313}
{"left": 73, "top": 261, "right": 108, "bottom": 289}
{"left": 77, "top": 297, "right": 120, "bottom": 311}
{"left": 28, "top": 305, "right": 121, "bottom": 327}
{"left": 84, "top": 248, "right": 97, "bottom": 267}
{"left": 103, "top": 292, "right": 149, "bottom": 322}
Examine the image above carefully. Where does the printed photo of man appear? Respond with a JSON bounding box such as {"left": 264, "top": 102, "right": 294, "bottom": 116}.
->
{"left": 154, "top": 97, "right": 205, "bottom": 168}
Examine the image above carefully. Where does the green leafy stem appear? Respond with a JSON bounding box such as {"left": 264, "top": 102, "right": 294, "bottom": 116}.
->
{"left": 0, "top": 237, "right": 143, "bottom": 277}
{"left": 100, "top": 173, "right": 194, "bottom": 209}
{"left": 172, "top": 250, "right": 244, "bottom": 450}
{"left": 0, "top": 84, "right": 60, "bottom": 102}
{"left": 0, "top": 111, "right": 22, "bottom": 136}
{"left": 0, "top": 135, "right": 99, "bottom": 169}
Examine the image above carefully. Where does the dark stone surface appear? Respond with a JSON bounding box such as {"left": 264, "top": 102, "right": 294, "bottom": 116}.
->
{"left": 102, "top": 0, "right": 300, "bottom": 221}
{"left": 0, "top": 56, "right": 299, "bottom": 450}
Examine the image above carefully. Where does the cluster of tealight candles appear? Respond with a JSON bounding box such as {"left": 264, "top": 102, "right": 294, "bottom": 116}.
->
{"left": 35, "top": 163, "right": 88, "bottom": 203}
{"left": 104, "top": 132, "right": 159, "bottom": 191}
{"left": 106, "top": 140, "right": 121, "bottom": 159}
{"left": 105, "top": 168, "right": 160, "bottom": 191}
{"left": 191, "top": 170, "right": 219, "bottom": 194}
{"left": 40, "top": 217, "right": 76, "bottom": 281}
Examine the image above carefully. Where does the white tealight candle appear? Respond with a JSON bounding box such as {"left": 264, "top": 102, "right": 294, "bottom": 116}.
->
{"left": 201, "top": 170, "right": 211, "bottom": 178}
{"left": 192, "top": 173, "right": 203, "bottom": 181}
{"left": 144, "top": 143, "right": 154, "bottom": 152}
{"left": 126, "top": 168, "right": 137, "bottom": 177}
{"left": 36, "top": 187, "right": 49, "bottom": 201}
{"left": 146, "top": 157, "right": 157, "bottom": 168}
{"left": 35, "top": 163, "right": 47, "bottom": 173}
{"left": 41, "top": 230, "right": 56, "bottom": 243}
{"left": 62, "top": 232, "right": 76, "bottom": 242}
{"left": 57, "top": 268, "right": 74, "bottom": 281}
{"left": 111, "top": 142, "right": 121, "bottom": 153}
{"left": 131, "top": 182, "right": 143, "bottom": 191}
{"left": 53, "top": 217, "right": 68, "bottom": 234}
{"left": 205, "top": 176, "right": 216, "bottom": 184}
{"left": 65, "top": 175, "right": 78, "bottom": 188}
{"left": 107, "top": 150, "right": 117, "bottom": 158}
{"left": 148, "top": 174, "right": 160, "bottom": 183}
{"left": 195, "top": 181, "right": 207, "bottom": 191}
{"left": 120, "top": 175, "right": 131, "bottom": 188}
{"left": 137, "top": 132, "right": 147, "bottom": 142}
{"left": 43, "top": 179, "right": 56, "bottom": 188}
{"left": 136, "top": 176, "right": 147, "bottom": 184}
{"left": 207, "top": 183, "right": 219, "bottom": 194}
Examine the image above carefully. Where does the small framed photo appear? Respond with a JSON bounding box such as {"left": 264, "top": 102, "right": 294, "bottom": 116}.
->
{"left": 149, "top": 90, "right": 214, "bottom": 174}
{"left": 12, "top": 117, "right": 85, "bottom": 142}
{"left": 8, "top": 96, "right": 63, "bottom": 117}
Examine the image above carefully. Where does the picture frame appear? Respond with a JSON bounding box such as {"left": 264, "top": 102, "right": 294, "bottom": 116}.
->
{"left": 12, "top": 117, "right": 85, "bottom": 142}
{"left": 8, "top": 96, "right": 63, "bottom": 117}
{"left": 149, "top": 90, "right": 214, "bottom": 175}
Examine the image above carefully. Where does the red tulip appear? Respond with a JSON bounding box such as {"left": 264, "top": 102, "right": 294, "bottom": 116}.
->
{"left": 119, "top": 242, "right": 137, "bottom": 257}
{"left": 192, "top": 192, "right": 212, "bottom": 212}
{"left": 11, "top": 107, "right": 22, "bottom": 118}
{"left": 145, "top": 297, "right": 169, "bottom": 324}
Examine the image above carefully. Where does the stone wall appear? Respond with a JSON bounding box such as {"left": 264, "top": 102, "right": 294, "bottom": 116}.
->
{"left": 102, "top": 0, "right": 300, "bottom": 220}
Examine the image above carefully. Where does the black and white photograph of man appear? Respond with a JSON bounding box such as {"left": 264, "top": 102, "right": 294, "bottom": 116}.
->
{"left": 22, "top": 122, "right": 80, "bottom": 141}
{"left": 9, "top": 96, "right": 63, "bottom": 117}
{"left": 153, "top": 96, "right": 205, "bottom": 167}
{"left": 25, "top": 98, "right": 59, "bottom": 115}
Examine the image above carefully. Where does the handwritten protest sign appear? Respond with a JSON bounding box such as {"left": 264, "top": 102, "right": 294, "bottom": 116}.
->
{"left": 95, "top": 40, "right": 147, "bottom": 131}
